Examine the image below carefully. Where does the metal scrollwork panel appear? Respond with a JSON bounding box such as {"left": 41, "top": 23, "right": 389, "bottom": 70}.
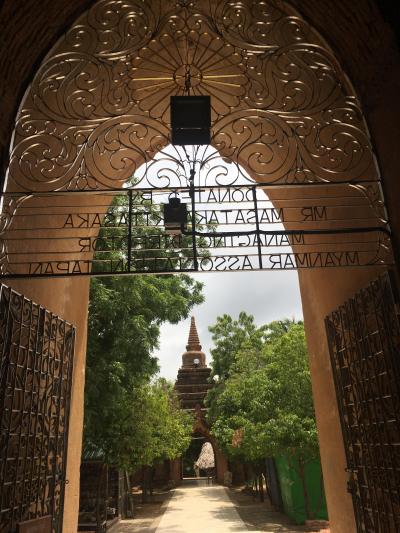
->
{"left": 0, "top": 285, "right": 75, "bottom": 532}
{"left": 6, "top": 0, "right": 379, "bottom": 194}
{"left": 326, "top": 272, "right": 400, "bottom": 532}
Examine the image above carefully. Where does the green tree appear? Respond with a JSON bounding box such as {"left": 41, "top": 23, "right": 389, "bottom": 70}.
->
{"left": 131, "top": 380, "right": 193, "bottom": 501}
{"left": 208, "top": 312, "right": 262, "bottom": 381}
{"left": 84, "top": 181, "right": 204, "bottom": 466}
{"left": 206, "top": 316, "right": 319, "bottom": 512}
{"left": 83, "top": 181, "right": 207, "bottom": 505}
{"left": 210, "top": 323, "right": 317, "bottom": 458}
{"left": 84, "top": 178, "right": 203, "bottom": 469}
{"left": 84, "top": 273, "right": 202, "bottom": 465}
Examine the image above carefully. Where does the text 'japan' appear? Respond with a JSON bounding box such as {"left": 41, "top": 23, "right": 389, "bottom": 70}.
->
{"left": 0, "top": 183, "right": 392, "bottom": 278}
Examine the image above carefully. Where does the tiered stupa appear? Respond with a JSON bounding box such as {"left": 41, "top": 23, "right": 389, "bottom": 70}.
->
{"left": 174, "top": 317, "right": 212, "bottom": 411}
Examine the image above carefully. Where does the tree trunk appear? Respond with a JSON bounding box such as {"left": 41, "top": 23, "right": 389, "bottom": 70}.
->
{"left": 263, "top": 462, "right": 272, "bottom": 503}
{"left": 141, "top": 466, "right": 148, "bottom": 504}
{"left": 258, "top": 473, "right": 264, "bottom": 502}
{"left": 124, "top": 470, "right": 135, "bottom": 518}
{"left": 252, "top": 475, "right": 258, "bottom": 499}
{"left": 243, "top": 463, "right": 250, "bottom": 489}
{"left": 149, "top": 467, "right": 154, "bottom": 497}
{"left": 298, "top": 457, "right": 312, "bottom": 519}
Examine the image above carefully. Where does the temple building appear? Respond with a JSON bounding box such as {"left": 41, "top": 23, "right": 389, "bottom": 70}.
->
{"left": 169, "top": 317, "right": 228, "bottom": 483}
{"left": 174, "top": 316, "right": 212, "bottom": 412}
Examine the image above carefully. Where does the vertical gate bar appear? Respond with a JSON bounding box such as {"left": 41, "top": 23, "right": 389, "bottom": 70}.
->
{"left": 42, "top": 313, "right": 58, "bottom": 522}
{"left": 190, "top": 172, "right": 198, "bottom": 271}
{"left": 325, "top": 310, "right": 362, "bottom": 530}
{"left": 0, "top": 286, "right": 12, "bottom": 527}
{"left": 48, "top": 314, "right": 60, "bottom": 527}
{"left": 377, "top": 274, "right": 400, "bottom": 530}
{"left": 381, "top": 273, "right": 400, "bottom": 383}
{"left": 15, "top": 298, "right": 34, "bottom": 523}
{"left": 375, "top": 278, "right": 400, "bottom": 530}
{"left": 252, "top": 186, "right": 263, "bottom": 270}
{"left": 362, "top": 285, "right": 394, "bottom": 531}
{"left": 22, "top": 301, "right": 41, "bottom": 524}
{"left": 127, "top": 189, "right": 133, "bottom": 273}
{"left": 325, "top": 314, "right": 351, "bottom": 459}
{"left": 34, "top": 307, "right": 46, "bottom": 518}
{"left": 52, "top": 317, "right": 65, "bottom": 532}
{"left": 346, "top": 296, "right": 380, "bottom": 532}
{"left": 371, "top": 277, "right": 398, "bottom": 530}
{"left": 348, "top": 295, "right": 382, "bottom": 531}
{"left": 356, "top": 283, "right": 391, "bottom": 530}
{"left": 8, "top": 291, "right": 25, "bottom": 530}
{"left": 0, "top": 285, "right": 11, "bottom": 398}
{"left": 337, "top": 303, "right": 369, "bottom": 533}
{"left": 365, "top": 277, "right": 400, "bottom": 528}
{"left": 363, "top": 279, "right": 395, "bottom": 530}
{"left": 34, "top": 309, "right": 52, "bottom": 518}
{"left": 27, "top": 306, "right": 45, "bottom": 522}
{"left": 58, "top": 326, "right": 75, "bottom": 533}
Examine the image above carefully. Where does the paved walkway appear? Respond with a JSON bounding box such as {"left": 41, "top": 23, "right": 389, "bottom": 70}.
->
{"left": 113, "top": 480, "right": 330, "bottom": 533}
{"left": 155, "top": 479, "right": 259, "bottom": 532}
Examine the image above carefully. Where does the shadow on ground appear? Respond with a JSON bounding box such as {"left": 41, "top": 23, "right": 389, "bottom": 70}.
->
{"left": 111, "top": 483, "right": 330, "bottom": 533}
{"left": 227, "top": 487, "right": 330, "bottom": 533}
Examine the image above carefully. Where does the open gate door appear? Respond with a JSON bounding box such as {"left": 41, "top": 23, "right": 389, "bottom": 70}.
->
{"left": 325, "top": 272, "right": 400, "bottom": 532}
{"left": 0, "top": 284, "right": 75, "bottom": 532}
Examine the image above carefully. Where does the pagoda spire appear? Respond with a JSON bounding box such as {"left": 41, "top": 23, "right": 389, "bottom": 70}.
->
{"left": 181, "top": 316, "right": 206, "bottom": 368}
{"left": 186, "top": 316, "right": 202, "bottom": 351}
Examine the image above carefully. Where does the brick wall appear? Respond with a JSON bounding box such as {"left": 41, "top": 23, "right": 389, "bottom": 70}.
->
{"left": 290, "top": 0, "right": 399, "bottom": 104}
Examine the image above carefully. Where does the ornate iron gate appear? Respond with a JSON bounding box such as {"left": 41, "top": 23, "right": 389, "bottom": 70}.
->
{"left": 325, "top": 271, "right": 400, "bottom": 532}
{"left": 0, "top": 284, "right": 75, "bottom": 532}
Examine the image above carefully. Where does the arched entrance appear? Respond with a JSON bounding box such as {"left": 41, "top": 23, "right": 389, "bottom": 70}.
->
{"left": 0, "top": 1, "right": 397, "bottom": 532}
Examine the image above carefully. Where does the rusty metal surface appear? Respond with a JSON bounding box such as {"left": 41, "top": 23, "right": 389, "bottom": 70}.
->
{"left": 16, "top": 516, "right": 52, "bottom": 533}
{"left": 325, "top": 271, "right": 400, "bottom": 532}
{"left": 0, "top": 285, "right": 76, "bottom": 533}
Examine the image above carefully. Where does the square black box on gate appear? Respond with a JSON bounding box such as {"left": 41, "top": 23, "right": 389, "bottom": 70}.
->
{"left": 171, "top": 95, "right": 211, "bottom": 145}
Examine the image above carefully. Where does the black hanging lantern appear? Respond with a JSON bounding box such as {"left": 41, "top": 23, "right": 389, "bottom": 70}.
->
{"left": 171, "top": 95, "right": 211, "bottom": 145}
{"left": 163, "top": 196, "right": 188, "bottom": 235}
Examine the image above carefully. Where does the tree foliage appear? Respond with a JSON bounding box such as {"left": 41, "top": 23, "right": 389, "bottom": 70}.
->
{"left": 208, "top": 312, "right": 265, "bottom": 381}
{"left": 84, "top": 182, "right": 205, "bottom": 468}
{"left": 84, "top": 273, "right": 202, "bottom": 469}
{"left": 206, "top": 315, "right": 318, "bottom": 463}
{"left": 89, "top": 378, "right": 193, "bottom": 471}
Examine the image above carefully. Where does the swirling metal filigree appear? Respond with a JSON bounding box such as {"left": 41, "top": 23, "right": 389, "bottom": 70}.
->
{"left": 6, "top": 0, "right": 379, "bottom": 194}
{"left": 136, "top": 144, "right": 251, "bottom": 188}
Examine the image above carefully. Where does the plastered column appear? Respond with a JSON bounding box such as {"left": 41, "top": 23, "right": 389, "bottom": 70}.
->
{"left": 297, "top": 266, "right": 384, "bottom": 533}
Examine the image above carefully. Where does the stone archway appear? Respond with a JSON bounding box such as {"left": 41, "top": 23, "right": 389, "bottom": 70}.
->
{"left": 1, "top": 1, "right": 392, "bottom": 532}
